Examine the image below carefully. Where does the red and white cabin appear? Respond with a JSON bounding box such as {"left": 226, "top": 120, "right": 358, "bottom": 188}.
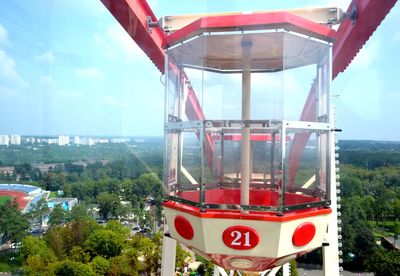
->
{"left": 162, "top": 11, "right": 336, "bottom": 272}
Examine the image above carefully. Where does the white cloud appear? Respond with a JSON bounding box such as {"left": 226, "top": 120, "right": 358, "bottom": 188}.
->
{"left": 0, "top": 24, "right": 9, "bottom": 45}
{"left": 0, "top": 49, "right": 28, "bottom": 88}
{"left": 0, "top": 28, "right": 27, "bottom": 101}
{"left": 75, "top": 67, "right": 104, "bottom": 79}
{"left": 38, "top": 76, "right": 58, "bottom": 91}
{"left": 36, "top": 75, "right": 83, "bottom": 105}
{"left": 34, "top": 51, "right": 54, "bottom": 64}
{"left": 105, "top": 25, "right": 147, "bottom": 62}
{"left": 93, "top": 23, "right": 148, "bottom": 63}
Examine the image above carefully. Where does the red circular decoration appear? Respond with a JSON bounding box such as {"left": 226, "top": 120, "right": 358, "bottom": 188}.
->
{"left": 222, "top": 225, "right": 259, "bottom": 250}
{"left": 174, "top": 215, "right": 194, "bottom": 240}
{"left": 292, "top": 222, "right": 316, "bottom": 247}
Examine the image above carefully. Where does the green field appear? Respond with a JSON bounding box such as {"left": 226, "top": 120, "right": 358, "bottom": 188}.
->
{"left": 48, "top": 191, "right": 58, "bottom": 199}
{"left": 0, "top": 195, "right": 12, "bottom": 206}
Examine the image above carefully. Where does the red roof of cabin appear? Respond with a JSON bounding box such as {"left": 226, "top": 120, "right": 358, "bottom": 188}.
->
{"left": 165, "top": 12, "right": 337, "bottom": 48}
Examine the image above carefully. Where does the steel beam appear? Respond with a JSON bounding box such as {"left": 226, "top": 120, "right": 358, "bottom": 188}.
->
{"left": 288, "top": 0, "right": 397, "bottom": 185}
{"left": 100, "top": 0, "right": 166, "bottom": 72}
{"left": 333, "top": 0, "right": 398, "bottom": 78}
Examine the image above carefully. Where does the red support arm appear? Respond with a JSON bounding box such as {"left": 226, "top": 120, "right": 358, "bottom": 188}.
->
{"left": 101, "top": 0, "right": 216, "bottom": 173}
{"left": 288, "top": 0, "right": 397, "bottom": 185}
{"left": 101, "top": 0, "right": 397, "bottom": 184}
{"left": 333, "top": 0, "right": 398, "bottom": 78}
{"left": 100, "top": 0, "right": 166, "bottom": 72}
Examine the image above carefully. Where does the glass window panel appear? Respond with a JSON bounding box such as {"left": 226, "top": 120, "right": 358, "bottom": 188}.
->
{"left": 165, "top": 30, "right": 332, "bottom": 211}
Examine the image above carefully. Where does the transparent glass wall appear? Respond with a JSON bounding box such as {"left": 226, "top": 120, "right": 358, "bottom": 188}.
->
{"left": 183, "top": 69, "right": 284, "bottom": 121}
{"left": 164, "top": 30, "right": 332, "bottom": 212}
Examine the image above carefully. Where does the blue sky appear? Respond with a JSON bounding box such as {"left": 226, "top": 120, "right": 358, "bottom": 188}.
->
{"left": 0, "top": 0, "right": 399, "bottom": 140}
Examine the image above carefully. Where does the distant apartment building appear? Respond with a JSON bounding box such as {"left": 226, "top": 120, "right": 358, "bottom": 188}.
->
{"left": 71, "top": 160, "right": 88, "bottom": 168}
{"left": 26, "top": 137, "right": 35, "bottom": 143}
{"left": 10, "top": 134, "right": 21, "bottom": 145}
{"left": 73, "top": 136, "right": 80, "bottom": 145}
{"left": 32, "top": 163, "right": 61, "bottom": 173}
{"left": 80, "top": 137, "right": 95, "bottom": 146}
{"left": 58, "top": 135, "right": 70, "bottom": 146}
{"left": 88, "top": 159, "right": 109, "bottom": 166}
{"left": 0, "top": 135, "right": 9, "bottom": 146}
{"left": 13, "top": 135, "right": 128, "bottom": 146}
{"left": 0, "top": 166, "right": 15, "bottom": 176}
{"left": 74, "top": 136, "right": 109, "bottom": 146}
{"left": 111, "top": 138, "right": 130, "bottom": 143}
{"left": 47, "top": 138, "right": 58, "bottom": 145}
{"left": 97, "top": 138, "right": 109, "bottom": 144}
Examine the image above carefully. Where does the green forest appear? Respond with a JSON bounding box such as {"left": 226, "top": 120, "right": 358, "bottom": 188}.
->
{"left": 0, "top": 139, "right": 399, "bottom": 275}
{"left": 299, "top": 141, "right": 400, "bottom": 275}
{"left": 0, "top": 201, "right": 193, "bottom": 275}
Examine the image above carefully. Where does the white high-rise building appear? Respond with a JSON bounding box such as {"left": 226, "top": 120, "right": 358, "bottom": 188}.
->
{"left": 26, "top": 137, "right": 35, "bottom": 144}
{"left": 111, "top": 138, "right": 129, "bottom": 143}
{"left": 97, "top": 138, "right": 109, "bottom": 144}
{"left": 47, "top": 138, "right": 58, "bottom": 144}
{"left": 10, "top": 135, "right": 21, "bottom": 145}
{"left": 0, "top": 135, "right": 10, "bottom": 146}
{"left": 74, "top": 136, "right": 81, "bottom": 145}
{"left": 78, "top": 137, "right": 94, "bottom": 146}
{"left": 58, "top": 135, "right": 70, "bottom": 146}
{"left": 88, "top": 137, "right": 95, "bottom": 146}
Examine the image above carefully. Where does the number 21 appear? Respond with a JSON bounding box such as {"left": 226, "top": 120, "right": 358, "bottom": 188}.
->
{"left": 231, "top": 230, "right": 251, "bottom": 246}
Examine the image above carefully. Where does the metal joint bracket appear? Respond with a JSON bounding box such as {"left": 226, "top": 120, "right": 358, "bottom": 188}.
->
{"left": 146, "top": 16, "right": 159, "bottom": 34}
{"left": 343, "top": 5, "right": 358, "bottom": 25}
{"left": 350, "top": 5, "right": 358, "bottom": 25}
{"left": 241, "top": 120, "right": 251, "bottom": 127}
